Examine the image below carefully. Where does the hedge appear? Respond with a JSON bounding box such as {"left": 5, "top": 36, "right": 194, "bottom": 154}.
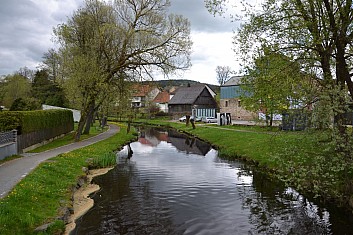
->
{"left": 0, "top": 110, "right": 74, "bottom": 134}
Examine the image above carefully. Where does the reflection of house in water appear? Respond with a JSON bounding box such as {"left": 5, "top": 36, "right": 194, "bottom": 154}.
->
{"left": 138, "top": 128, "right": 169, "bottom": 147}
{"left": 138, "top": 128, "right": 211, "bottom": 156}
{"left": 139, "top": 131, "right": 160, "bottom": 147}
{"left": 167, "top": 130, "right": 211, "bottom": 156}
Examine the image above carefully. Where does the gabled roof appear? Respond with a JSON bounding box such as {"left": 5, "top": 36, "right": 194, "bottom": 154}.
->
{"left": 153, "top": 91, "right": 170, "bottom": 103}
{"left": 223, "top": 76, "right": 243, "bottom": 86}
{"left": 132, "top": 84, "right": 157, "bottom": 97}
{"left": 168, "top": 84, "right": 208, "bottom": 105}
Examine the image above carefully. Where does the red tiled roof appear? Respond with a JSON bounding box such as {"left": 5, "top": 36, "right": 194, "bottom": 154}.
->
{"left": 153, "top": 91, "right": 170, "bottom": 103}
{"left": 132, "top": 84, "right": 155, "bottom": 97}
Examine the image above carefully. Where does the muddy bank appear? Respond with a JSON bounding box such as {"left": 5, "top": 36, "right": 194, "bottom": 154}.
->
{"left": 64, "top": 168, "right": 113, "bottom": 235}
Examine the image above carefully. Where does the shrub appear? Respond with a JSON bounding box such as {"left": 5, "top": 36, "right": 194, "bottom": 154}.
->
{"left": 0, "top": 110, "right": 74, "bottom": 134}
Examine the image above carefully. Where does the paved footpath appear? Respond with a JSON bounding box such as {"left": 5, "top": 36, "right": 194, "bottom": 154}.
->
{"left": 0, "top": 124, "right": 119, "bottom": 199}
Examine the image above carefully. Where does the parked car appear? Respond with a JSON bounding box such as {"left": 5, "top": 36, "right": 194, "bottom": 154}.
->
{"left": 179, "top": 116, "right": 187, "bottom": 122}
{"left": 179, "top": 116, "right": 201, "bottom": 122}
{"left": 202, "top": 117, "right": 217, "bottom": 123}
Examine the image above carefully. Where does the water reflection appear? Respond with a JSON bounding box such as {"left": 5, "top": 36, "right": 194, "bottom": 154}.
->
{"left": 73, "top": 127, "right": 353, "bottom": 235}
{"left": 138, "top": 127, "right": 212, "bottom": 156}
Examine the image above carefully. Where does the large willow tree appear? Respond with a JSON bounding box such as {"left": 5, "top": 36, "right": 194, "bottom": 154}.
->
{"left": 55, "top": 0, "right": 192, "bottom": 140}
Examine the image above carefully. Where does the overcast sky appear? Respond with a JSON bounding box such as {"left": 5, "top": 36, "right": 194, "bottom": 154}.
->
{"left": 0, "top": 0, "right": 244, "bottom": 85}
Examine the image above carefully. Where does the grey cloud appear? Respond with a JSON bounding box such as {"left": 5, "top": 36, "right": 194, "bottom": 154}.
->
{"left": 0, "top": 0, "right": 81, "bottom": 75}
{"left": 0, "top": 0, "right": 237, "bottom": 77}
{"left": 169, "top": 0, "right": 236, "bottom": 33}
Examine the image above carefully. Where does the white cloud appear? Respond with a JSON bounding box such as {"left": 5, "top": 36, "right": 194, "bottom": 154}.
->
{"left": 174, "top": 31, "right": 239, "bottom": 85}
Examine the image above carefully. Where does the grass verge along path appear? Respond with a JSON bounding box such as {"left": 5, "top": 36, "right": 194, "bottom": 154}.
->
{"left": 0, "top": 123, "right": 136, "bottom": 235}
{"left": 28, "top": 123, "right": 108, "bottom": 153}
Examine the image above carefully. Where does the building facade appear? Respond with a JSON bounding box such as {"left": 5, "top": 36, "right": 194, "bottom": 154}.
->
{"left": 168, "top": 84, "right": 218, "bottom": 119}
{"left": 220, "top": 76, "right": 256, "bottom": 121}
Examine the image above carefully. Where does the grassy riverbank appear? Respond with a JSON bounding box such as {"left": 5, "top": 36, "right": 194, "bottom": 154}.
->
{"left": 0, "top": 123, "right": 136, "bottom": 235}
{"left": 132, "top": 119, "right": 351, "bottom": 207}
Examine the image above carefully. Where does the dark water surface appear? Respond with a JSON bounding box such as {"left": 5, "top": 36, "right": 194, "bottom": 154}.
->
{"left": 73, "top": 127, "right": 353, "bottom": 235}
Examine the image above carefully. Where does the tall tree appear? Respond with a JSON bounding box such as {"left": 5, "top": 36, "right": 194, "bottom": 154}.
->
{"left": 2, "top": 74, "right": 31, "bottom": 108}
{"left": 207, "top": 0, "right": 353, "bottom": 133}
{"left": 55, "top": 0, "right": 192, "bottom": 140}
{"left": 41, "top": 48, "right": 63, "bottom": 84}
{"left": 216, "top": 65, "right": 232, "bottom": 85}
{"left": 15, "top": 67, "right": 35, "bottom": 82}
{"left": 241, "top": 49, "right": 316, "bottom": 126}
{"left": 31, "top": 69, "right": 68, "bottom": 107}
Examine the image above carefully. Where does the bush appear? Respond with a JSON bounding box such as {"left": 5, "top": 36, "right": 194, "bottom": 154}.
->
{"left": 0, "top": 110, "right": 74, "bottom": 134}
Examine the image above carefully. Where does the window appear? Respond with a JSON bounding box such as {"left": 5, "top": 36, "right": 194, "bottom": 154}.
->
{"left": 225, "top": 100, "right": 228, "bottom": 107}
{"left": 238, "top": 100, "right": 241, "bottom": 107}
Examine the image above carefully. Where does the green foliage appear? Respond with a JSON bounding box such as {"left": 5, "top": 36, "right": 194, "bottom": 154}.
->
{"left": 0, "top": 111, "right": 22, "bottom": 131}
{"left": 31, "top": 69, "right": 68, "bottom": 107}
{"left": 9, "top": 97, "right": 41, "bottom": 111}
{"left": 54, "top": 0, "right": 192, "bottom": 140}
{"left": 240, "top": 48, "right": 316, "bottom": 126}
{"left": 0, "top": 110, "right": 73, "bottom": 133}
{"left": 1, "top": 74, "right": 31, "bottom": 108}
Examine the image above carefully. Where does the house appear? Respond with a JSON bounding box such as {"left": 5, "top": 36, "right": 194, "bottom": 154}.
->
{"left": 153, "top": 91, "right": 170, "bottom": 113}
{"left": 220, "top": 76, "right": 256, "bottom": 121}
{"left": 131, "top": 84, "right": 160, "bottom": 109}
{"left": 168, "top": 84, "right": 218, "bottom": 118}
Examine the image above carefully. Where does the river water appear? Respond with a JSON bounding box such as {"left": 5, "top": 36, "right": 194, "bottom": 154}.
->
{"left": 73, "top": 127, "right": 353, "bottom": 235}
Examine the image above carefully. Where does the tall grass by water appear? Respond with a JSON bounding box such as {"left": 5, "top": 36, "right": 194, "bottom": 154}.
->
{"left": 90, "top": 151, "right": 117, "bottom": 168}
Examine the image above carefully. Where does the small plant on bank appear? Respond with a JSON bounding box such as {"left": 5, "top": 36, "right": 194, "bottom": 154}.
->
{"left": 89, "top": 152, "right": 117, "bottom": 169}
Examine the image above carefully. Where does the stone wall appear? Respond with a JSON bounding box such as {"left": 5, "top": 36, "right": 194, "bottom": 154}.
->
{"left": 220, "top": 98, "right": 256, "bottom": 121}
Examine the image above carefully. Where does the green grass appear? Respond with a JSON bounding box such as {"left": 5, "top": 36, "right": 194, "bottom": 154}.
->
{"left": 90, "top": 151, "right": 117, "bottom": 168}
{"left": 0, "top": 123, "right": 136, "bottom": 235}
{"left": 28, "top": 122, "right": 108, "bottom": 153}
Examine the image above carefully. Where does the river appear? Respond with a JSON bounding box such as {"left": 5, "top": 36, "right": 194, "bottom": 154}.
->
{"left": 73, "top": 127, "right": 353, "bottom": 234}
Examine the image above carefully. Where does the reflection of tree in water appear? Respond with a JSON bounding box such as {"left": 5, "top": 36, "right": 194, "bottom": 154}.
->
{"left": 232, "top": 163, "right": 332, "bottom": 234}
{"left": 74, "top": 160, "right": 177, "bottom": 235}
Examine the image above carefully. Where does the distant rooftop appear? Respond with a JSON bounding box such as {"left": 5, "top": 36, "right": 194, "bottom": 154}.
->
{"left": 223, "top": 76, "right": 243, "bottom": 86}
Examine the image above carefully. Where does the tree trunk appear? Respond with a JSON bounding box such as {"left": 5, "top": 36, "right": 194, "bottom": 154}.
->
{"left": 75, "top": 99, "right": 94, "bottom": 141}
{"left": 83, "top": 101, "right": 95, "bottom": 134}
{"left": 75, "top": 114, "right": 87, "bottom": 142}
{"left": 191, "top": 119, "right": 196, "bottom": 129}
{"left": 127, "top": 116, "right": 132, "bottom": 133}
{"left": 186, "top": 115, "right": 190, "bottom": 126}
